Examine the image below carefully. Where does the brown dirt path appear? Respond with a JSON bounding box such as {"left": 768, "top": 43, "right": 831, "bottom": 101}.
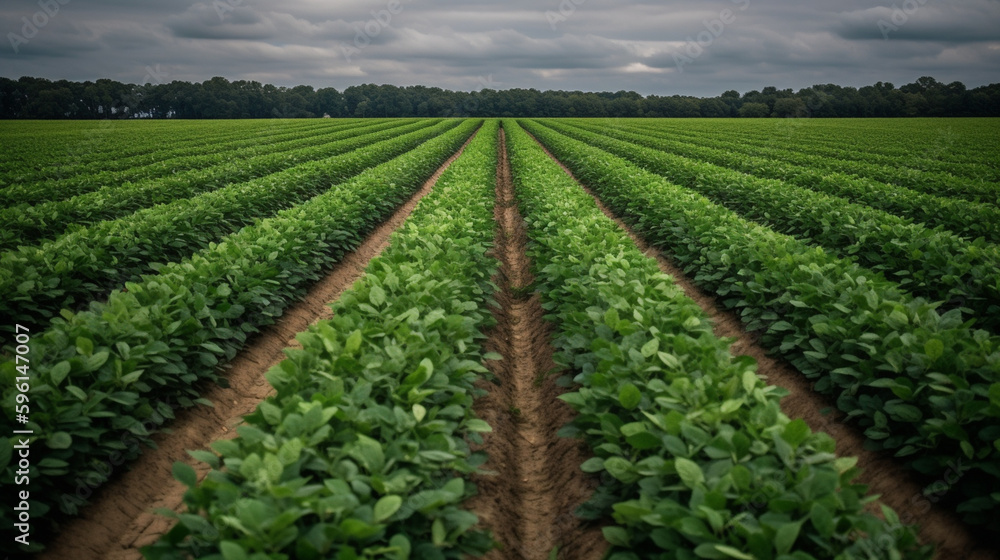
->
{"left": 523, "top": 128, "right": 999, "bottom": 560}
{"left": 467, "top": 128, "right": 607, "bottom": 560}
{"left": 39, "top": 131, "right": 480, "bottom": 560}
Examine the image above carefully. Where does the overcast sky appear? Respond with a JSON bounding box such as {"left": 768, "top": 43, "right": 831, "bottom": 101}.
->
{"left": 2, "top": 0, "right": 998, "bottom": 96}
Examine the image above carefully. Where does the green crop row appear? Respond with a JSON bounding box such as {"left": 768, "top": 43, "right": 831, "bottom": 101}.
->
{"left": 0, "top": 119, "right": 384, "bottom": 209}
{"left": 626, "top": 120, "right": 999, "bottom": 206}
{"left": 0, "top": 120, "right": 238, "bottom": 181}
{"left": 0, "top": 120, "right": 480, "bottom": 551}
{"left": 145, "top": 121, "right": 501, "bottom": 560}
{"left": 0, "top": 119, "right": 429, "bottom": 250}
{"left": 0, "top": 120, "right": 344, "bottom": 189}
{"left": 534, "top": 120, "right": 1000, "bottom": 333}
{"left": 561, "top": 119, "right": 1000, "bottom": 244}
{"left": 504, "top": 120, "right": 929, "bottom": 558}
{"left": 625, "top": 119, "right": 1000, "bottom": 189}
{"left": 521, "top": 121, "right": 1000, "bottom": 531}
{"left": 0, "top": 119, "right": 459, "bottom": 339}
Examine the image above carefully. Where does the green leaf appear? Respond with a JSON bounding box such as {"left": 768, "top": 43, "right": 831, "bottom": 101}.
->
{"left": 403, "top": 358, "right": 434, "bottom": 389}
{"left": 602, "top": 526, "right": 630, "bottom": 547}
{"left": 674, "top": 457, "right": 704, "bottom": 487}
{"left": 961, "top": 440, "right": 975, "bottom": 459}
{"left": 775, "top": 520, "right": 803, "bottom": 555}
{"left": 603, "top": 457, "right": 634, "bottom": 482}
{"left": 50, "top": 361, "right": 71, "bottom": 387}
{"left": 720, "top": 399, "right": 742, "bottom": 415}
{"left": 810, "top": 502, "right": 835, "bottom": 538}
{"left": 604, "top": 308, "right": 620, "bottom": 328}
{"left": 640, "top": 338, "right": 659, "bottom": 358}
{"left": 714, "top": 545, "right": 755, "bottom": 560}
{"left": 781, "top": 419, "right": 811, "bottom": 447}
{"left": 220, "top": 541, "right": 247, "bottom": 560}
{"left": 770, "top": 321, "right": 794, "bottom": 332}
{"left": 618, "top": 383, "right": 641, "bottom": 410}
{"left": 65, "top": 385, "right": 87, "bottom": 400}
{"left": 924, "top": 339, "right": 944, "bottom": 361}
{"left": 658, "top": 351, "right": 680, "bottom": 369}
{"left": 389, "top": 534, "right": 411, "bottom": 560}
{"left": 47, "top": 432, "right": 72, "bottom": 450}
{"left": 200, "top": 342, "right": 224, "bottom": 354}
{"left": 412, "top": 404, "right": 426, "bottom": 422}
{"left": 580, "top": 457, "right": 605, "bottom": 473}
{"left": 345, "top": 330, "right": 363, "bottom": 354}
{"left": 76, "top": 337, "right": 94, "bottom": 356}
{"left": 350, "top": 434, "right": 385, "bottom": 472}
{"left": 188, "top": 450, "right": 220, "bottom": 469}
{"left": 465, "top": 419, "right": 492, "bottom": 432}
{"left": 173, "top": 462, "right": 197, "bottom": 488}
{"left": 374, "top": 495, "right": 403, "bottom": 522}
{"left": 370, "top": 285, "right": 387, "bottom": 307}
{"left": 258, "top": 401, "right": 282, "bottom": 425}
{"left": 431, "top": 517, "right": 446, "bottom": 545}
{"left": 884, "top": 402, "right": 922, "bottom": 423}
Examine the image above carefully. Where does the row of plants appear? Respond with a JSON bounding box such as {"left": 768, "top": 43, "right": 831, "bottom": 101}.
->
{"left": 504, "top": 120, "right": 929, "bottom": 558}
{"left": 143, "top": 120, "right": 502, "bottom": 560}
{"left": 0, "top": 119, "right": 344, "bottom": 188}
{"left": 0, "top": 119, "right": 386, "bottom": 209}
{"left": 522, "top": 120, "right": 1000, "bottom": 532}
{"left": 0, "top": 119, "right": 461, "bottom": 339}
{"left": 534, "top": 120, "right": 1000, "bottom": 333}
{"left": 629, "top": 119, "right": 998, "bottom": 183}
{"left": 0, "top": 119, "right": 429, "bottom": 249}
{"left": 560, "top": 119, "right": 1000, "bottom": 244}
{"left": 626, "top": 120, "right": 999, "bottom": 205}
{"left": 0, "top": 120, "right": 480, "bottom": 551}
{"left": 0, "top": 120, "right": 230, "bottom": 179}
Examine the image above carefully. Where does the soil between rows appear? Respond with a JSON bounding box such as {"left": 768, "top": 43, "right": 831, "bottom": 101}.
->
{"left": 39, "top": 131, "right": 480, "bottom": 560}
{"left": 466, "top": 129, "right": 606, "bottom": 560}
{"left": 523, "top": 128, "right": 1000, "bottom": 560}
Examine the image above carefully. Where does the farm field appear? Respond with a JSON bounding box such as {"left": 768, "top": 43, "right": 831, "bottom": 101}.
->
{"left": 1, "top": 117, "right": 999, "bottom": 559}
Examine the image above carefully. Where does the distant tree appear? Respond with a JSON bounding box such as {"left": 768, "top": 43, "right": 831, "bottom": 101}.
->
{"left": 0, "top": 75, "right": 996, "bottom": 119}
{"left": 739, "top": 102, "right": 770, "bottom": 118}
{"left": 700, "top": 98, "right": 730, "bottom": 117}
{"left": 772, "top": 97, "right": 807, "bottom": 118}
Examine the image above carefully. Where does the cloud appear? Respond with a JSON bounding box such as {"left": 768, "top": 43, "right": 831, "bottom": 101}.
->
{"left": 0, "top": 0, "right": 996, "bottom": 96}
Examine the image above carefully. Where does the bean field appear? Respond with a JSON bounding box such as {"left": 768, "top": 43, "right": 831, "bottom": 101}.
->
{"left": 2, "top": 118, "right": 999, "bottom": 560}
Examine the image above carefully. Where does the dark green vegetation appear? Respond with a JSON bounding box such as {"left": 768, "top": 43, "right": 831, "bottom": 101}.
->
{"left": 1, "top": 117, "right": 997, "bottom": 558}
{"left": 2, "top": 75, "right": 998, "bottom": 118}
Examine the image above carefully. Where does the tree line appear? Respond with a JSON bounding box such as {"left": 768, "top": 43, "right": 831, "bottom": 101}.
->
{"left": 1, "top": 75, "right": 997, "bottom": 119}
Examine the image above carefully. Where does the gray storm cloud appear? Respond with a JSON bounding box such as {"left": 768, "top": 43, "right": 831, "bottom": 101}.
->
{"left": 1, "top": 0, "right": 997, "bottom": 95}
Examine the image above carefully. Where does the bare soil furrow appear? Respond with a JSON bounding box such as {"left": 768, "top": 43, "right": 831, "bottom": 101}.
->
{"left": 524, "top": 129, "right": 999, "bottom": 560}
{"left": 40, "top": 132, "right": 479, "bottom": 560}
{"left": 468, "top": 129, "right": 606, "bottom": 560}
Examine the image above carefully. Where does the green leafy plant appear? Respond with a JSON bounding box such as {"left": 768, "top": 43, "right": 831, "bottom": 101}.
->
{"left": 145, "top": 120, "right": 502, "bottom": 559}
{"left": 521, "top": 118, "right": 1000, "bottom": 532}
{"left": 0, "top": 119, "right": 480, "bottom": 549}
{"left": 504, "top": 120, "right": 931, "bottom": 559}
